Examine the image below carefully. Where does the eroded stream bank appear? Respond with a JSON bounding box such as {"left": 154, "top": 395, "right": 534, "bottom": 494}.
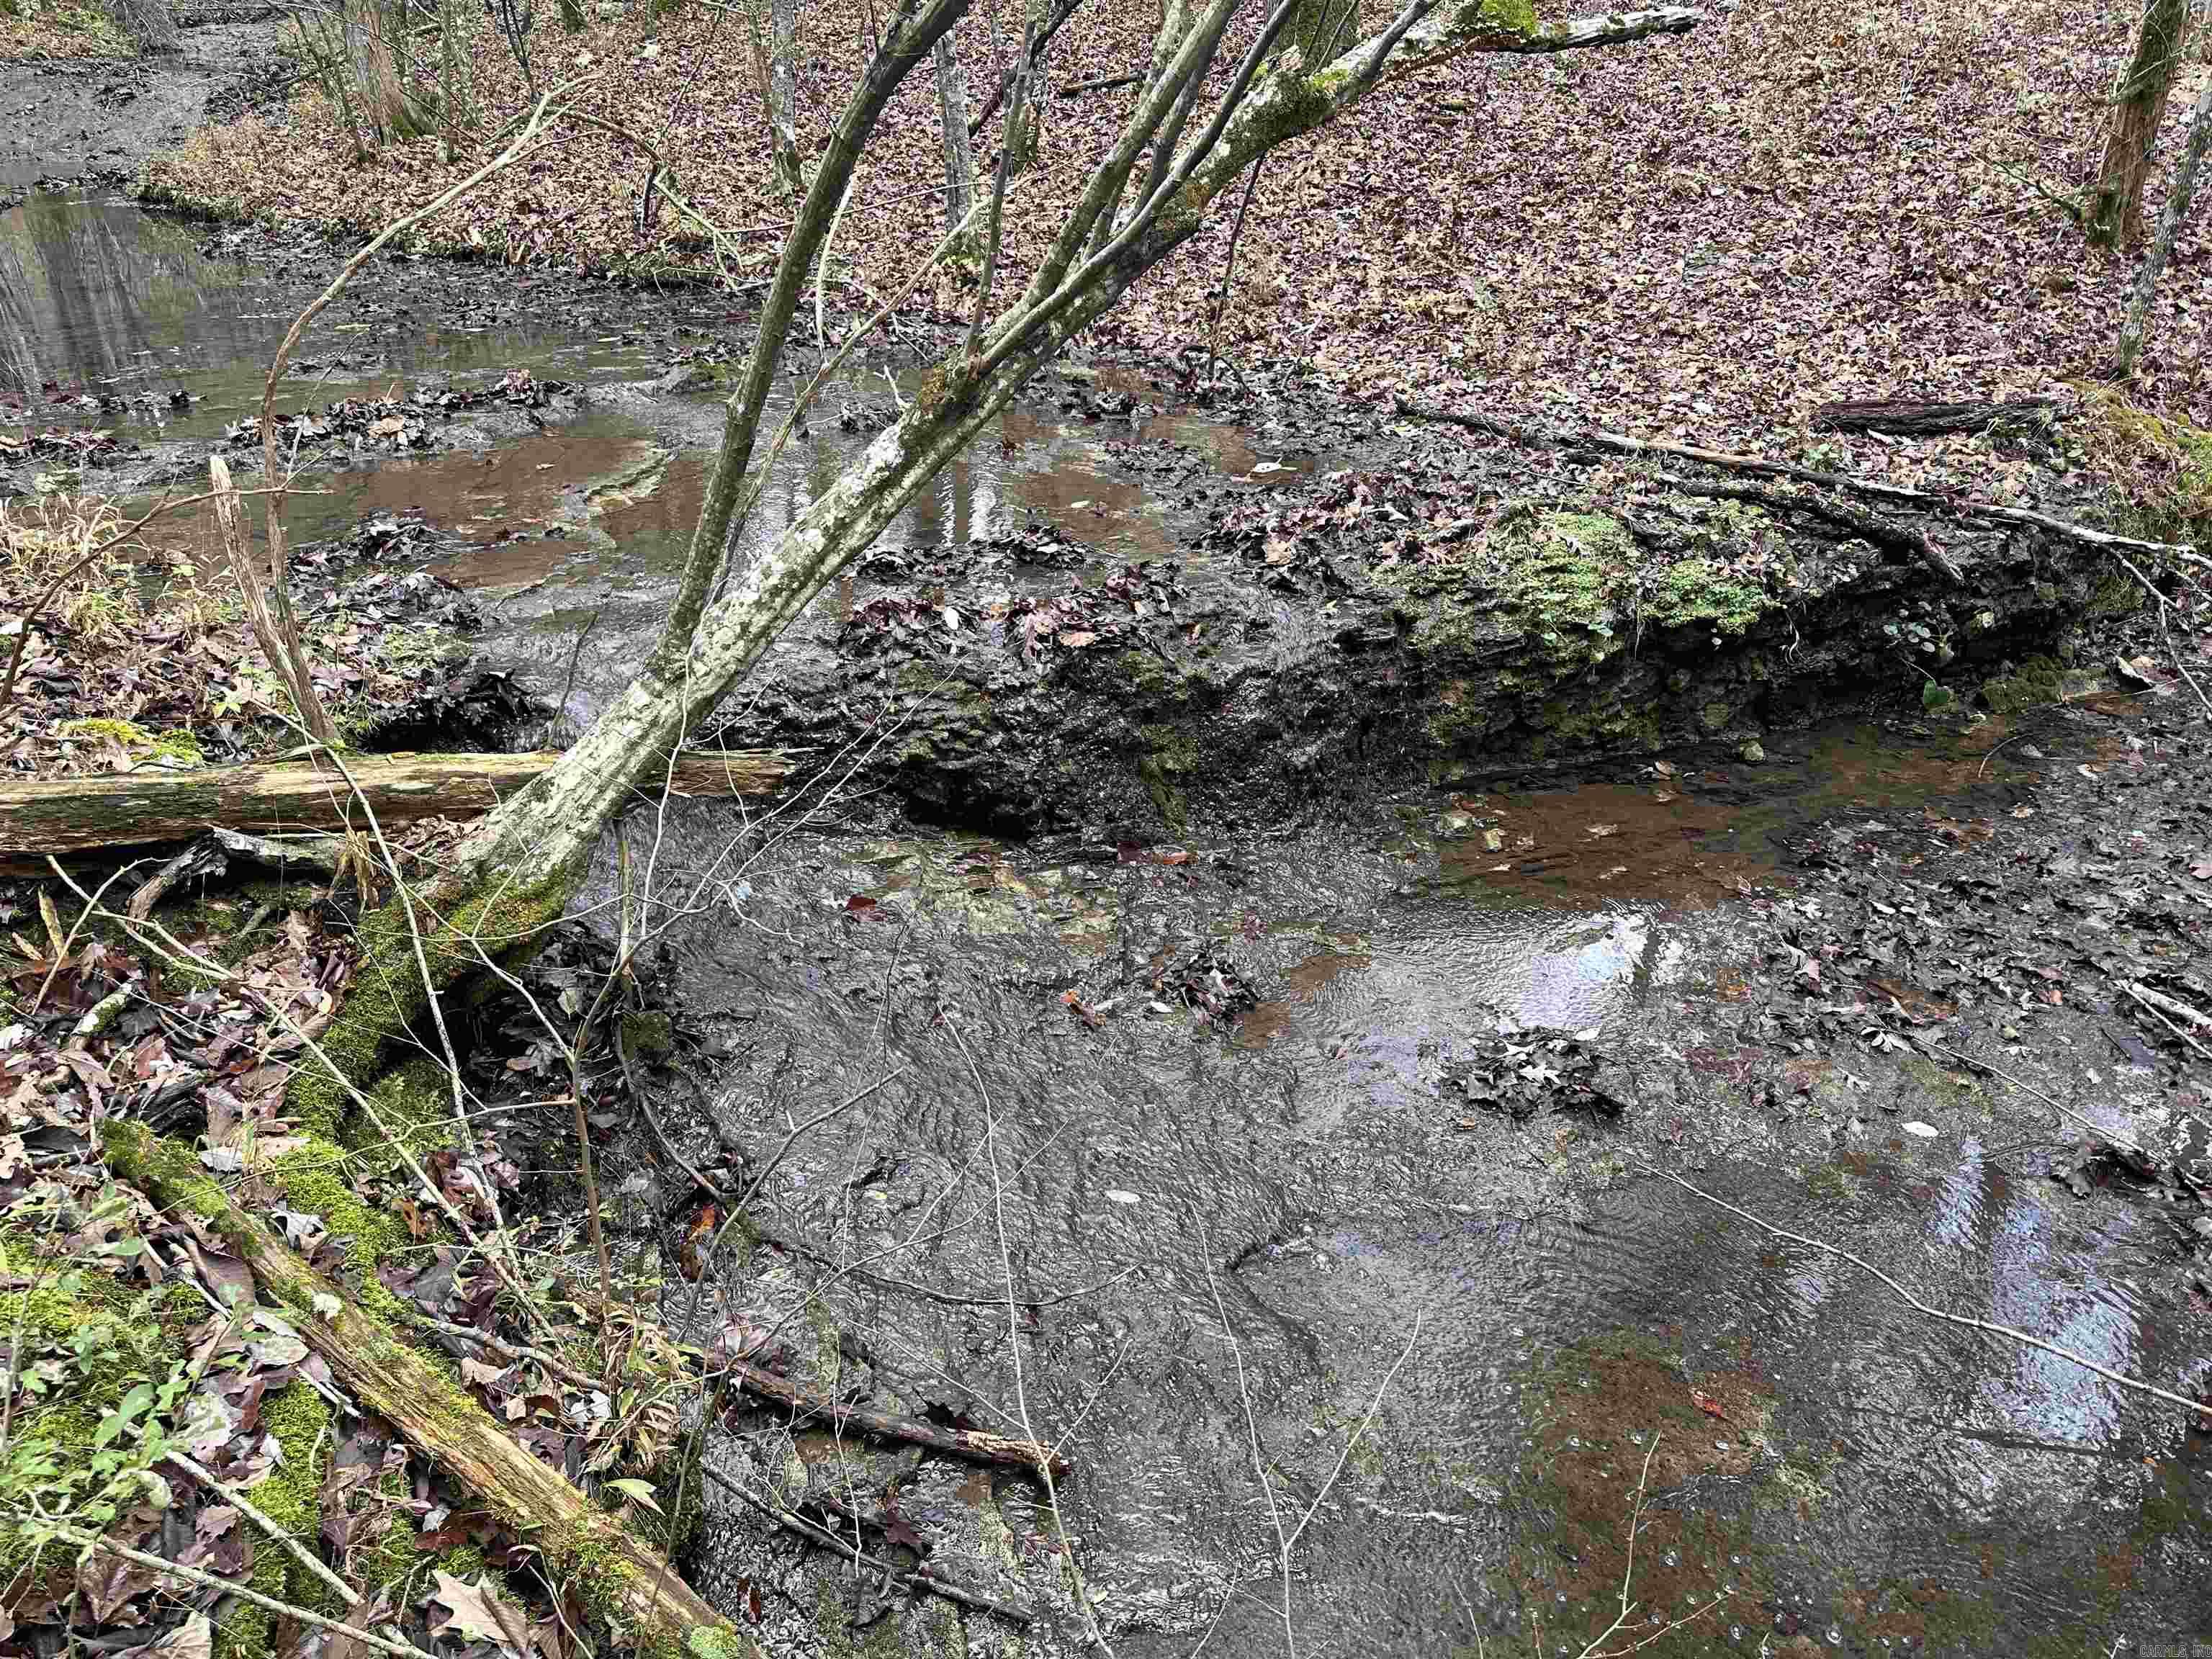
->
{"left": 4, "top": 193, "right": 2208, "bottom": 1657}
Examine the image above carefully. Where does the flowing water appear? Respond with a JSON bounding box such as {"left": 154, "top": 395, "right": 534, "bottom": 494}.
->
{"left": 9, "top": 192, "right": 2206, "bottom": 1657}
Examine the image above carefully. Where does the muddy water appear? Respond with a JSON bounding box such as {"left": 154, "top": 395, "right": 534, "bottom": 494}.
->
{"left": 0, "top": 192, "right": 670, "bottom": 431}
{"left": 626, "top": 711, "right": 2205, "bottom": 1658}
{"left": 14, "top": 195, "right": 2206, "bottom": 1656}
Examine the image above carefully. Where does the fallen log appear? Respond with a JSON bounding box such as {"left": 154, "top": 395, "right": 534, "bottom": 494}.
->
{"left": 1812, "top": 397, "right": 2069, "bottom": 436}
{"left": 101, "top": 1121, "right": 759, "bottom": 1659}
{"left": 723, "top": 1356, "right": 1070, "bottom": 1480}
{"left": 1392, "top": 395, "right": 2195, "bottom": 564}
{"left": 1, "top": 748, "right": 787, "bottom": 858}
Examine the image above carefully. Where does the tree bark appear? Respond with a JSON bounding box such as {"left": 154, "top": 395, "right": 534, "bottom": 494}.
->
{"left": 2118, "top": 73, "right": 2212, "bottom": 375}
{"left": 101, "top": 1123, "right": 758, "bottom": 1659}
{"left": 0, "top": 750, "right": 784, "bottom": 858}
{"left": 106, "top": 0, "right": 178, "bottom": 53}
{"left": 934, "top": 32, "right": 978, "bottom": 240}
{"left": 768, "top": 0, "right": 804, "bottom": 197}
{"left": 2090, "top": 0, "right": 2193, "bottom": 246}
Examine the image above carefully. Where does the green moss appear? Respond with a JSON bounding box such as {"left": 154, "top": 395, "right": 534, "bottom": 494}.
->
{"left": 2081, "top": 396, "right": 2212, "bottom": 544}
{"left": 99, "top": 1121, "right": 234, "bottom": 1227}
{"left": 149, "top": 727, "right": 205, "bottom": 765}
{"left": 260, "top": 1143, "right": 418, "bottom": 1319}
{"left": 1499, "top": 511, "right": 1629, "bottom": 656}
{"left": 288, "top": 869, "right": 575, "bottom": 1137}
{"left": 56, "top": 716, "right": 150, "bottom": 747}
{"left": 1979, "top": 655, "right": 2067, "bottom": 715}
{"left": 1645, "top": 557, "right": 1768, "bottom": 637}
{"left": 812, "top": 1578, "right": 909, "bottom": 1659}
{"left": 621, "top": 1009, "right": 675, "bottom": 1062}
{"left": 1134, "top": 721, "right": 1197, "bottom": 831}
{"left": 0, "top": 1231, "right": 204, "bottom": 1588}
{"left": 215, "top": 1383, "right": 336, "bottom": 1659}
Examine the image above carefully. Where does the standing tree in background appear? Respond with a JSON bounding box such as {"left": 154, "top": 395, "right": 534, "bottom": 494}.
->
{"left": 767, "top": 0, "right": 804, "bottom": 195}
{"left": 2090, "top": 0, "right": 2193, "bottom": 245}
{"left": 934, "top": 30, "right": 978, "bottom": 244}
{"left": 2116, "top": 71, "right": 2212, "bottom": 374}
{"left": 1285, "top": 0, "right": 1362, "bottom": 60}
{"left": 106, "top": 0, "right": 178, "bottom": 52}
{"left": 339, "top": 0, "right": 433, "bottom": 141}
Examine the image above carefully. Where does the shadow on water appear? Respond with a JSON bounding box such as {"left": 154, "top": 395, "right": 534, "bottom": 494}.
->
{"left": 14, "top": 192, "right": 2206, "bottom": 1655}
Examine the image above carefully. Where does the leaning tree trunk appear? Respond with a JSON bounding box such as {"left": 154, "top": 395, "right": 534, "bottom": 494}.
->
{"left": 2118, "top": 72, "right": 2212, "bottom": 374}
{"left": 766, "top": 0, "right": 804, "bottom": 196}
{"left": 934, "top": 32, "right": 978, "bottom": 241}
{"left": 106, "top": 0, "right": 179, "bottom": 53}
{"left": 295, "top": 0, "right": 1704, "bottom": 1112}
{"left": 2090, "top": 0, "right": 2193, "bottom": 246}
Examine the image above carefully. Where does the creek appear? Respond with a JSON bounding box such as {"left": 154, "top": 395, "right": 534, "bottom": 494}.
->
{"left": 5, "top": 190, "right": 2205, "bottom": 1658}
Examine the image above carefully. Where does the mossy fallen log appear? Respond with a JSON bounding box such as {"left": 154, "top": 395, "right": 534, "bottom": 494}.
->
{"left": 101, "top": 1121, "right": 758, "bottom": 1659}
{"left": 0, "top": 749, "right": 786, "bottom": 859}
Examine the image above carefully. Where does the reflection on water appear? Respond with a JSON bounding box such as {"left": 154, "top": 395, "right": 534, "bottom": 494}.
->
{"left": 0, "top": 192, "right": 238, "bottom": 410}
{"left": 0, "top": 192, "right": 667, "bottom": 436}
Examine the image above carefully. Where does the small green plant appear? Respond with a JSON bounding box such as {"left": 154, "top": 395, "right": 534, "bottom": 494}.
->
{"left": 0, "top": 1211, "right": 217, "bottom": 1563}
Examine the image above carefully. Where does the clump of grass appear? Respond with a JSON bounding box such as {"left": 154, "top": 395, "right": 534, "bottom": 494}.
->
{"left": 1, "top": 493, "right": 148, "bottom": 642}
{"left": 2, "top": 493, "right": 218, "bottom": 644}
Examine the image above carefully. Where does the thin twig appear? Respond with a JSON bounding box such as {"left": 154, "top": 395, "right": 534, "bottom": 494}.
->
{"left": 734, "top": 1067, "right": 909, "bottom": 1213}
{"left": 169, "top": 1450, "right": 369, "bottom": 1614}
{"left": 1199, "top": 1213, "right": 1291, "bottom": 1658}
{"left": 1926, "top": 1041, "right": 2143, "bottom": 1151}
{"left": 1575, "top": 1433, "right": 1658, "bottom": 1659}
{"left": 2104, "top": 549, "right": 2212, "bottom": 718}
{"left": 47, "top": 1527, "right": 428, "bottom": 1659}
{"left": 967, "top": 18, "right": 1035, "bottom": 359}
{"left": 703, "top": 1463, "right": 1038, "bottom": 1623}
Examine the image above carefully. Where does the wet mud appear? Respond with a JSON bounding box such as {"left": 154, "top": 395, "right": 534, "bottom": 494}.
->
{"left": 0, "top": 18, "right": 284, "bottom": 200}
{"left": 6, "top": 192, "right": 2207, "bottom": 1657}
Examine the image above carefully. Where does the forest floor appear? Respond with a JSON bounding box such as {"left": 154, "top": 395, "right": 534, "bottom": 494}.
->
{"left": 136, "top": 0, "right": 2212, "bottom": 457}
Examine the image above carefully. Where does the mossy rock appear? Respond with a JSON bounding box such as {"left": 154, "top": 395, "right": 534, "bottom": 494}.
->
{"left": 1979, "top": 656, "right": 2066, "bottom": 715}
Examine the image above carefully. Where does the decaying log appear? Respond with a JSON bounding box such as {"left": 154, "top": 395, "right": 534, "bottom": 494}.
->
{"left": 1, "top": 749, "right": 786, "bottom": 858}
{"left": 723, "top": 1357, "right": 1069, "bottom": 1480}
{"left": 1393, "top": 395, "right": 2195, "bottom": 564}
{"left": 1810, "top": 397, "right": 2068, "bottom": 436}
{"left": 101, "top": 1122, "right": 758, "bottom": 1659}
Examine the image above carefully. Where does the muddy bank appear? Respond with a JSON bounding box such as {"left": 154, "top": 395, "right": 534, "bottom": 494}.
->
{"left": 4, "top": 193, "right": 2164, "bottom": 845}
{"left": 0, "top": 17, "right": 284, "bottom": 201}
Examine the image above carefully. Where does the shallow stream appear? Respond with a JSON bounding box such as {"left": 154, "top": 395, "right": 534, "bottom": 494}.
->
{"left": 8, "top": 192, "right": 2206, "bottom": 1657}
